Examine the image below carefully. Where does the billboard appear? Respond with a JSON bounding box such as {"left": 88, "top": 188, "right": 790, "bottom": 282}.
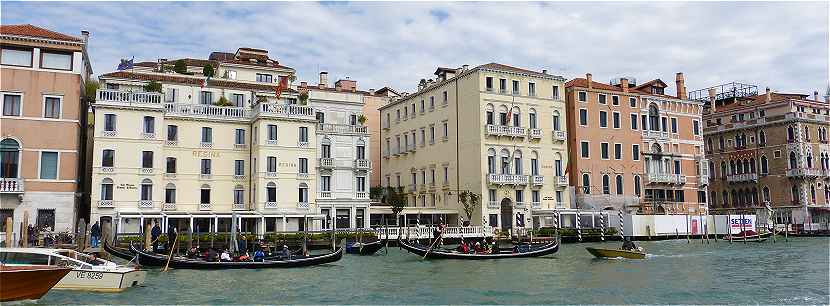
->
{"left": 728, "top": 215, "right": 756, "bottom": 234}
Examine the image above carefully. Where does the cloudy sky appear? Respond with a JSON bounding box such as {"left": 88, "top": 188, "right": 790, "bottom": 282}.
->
{"left": 3, "top": 1, "right": 828, "bottom": 96}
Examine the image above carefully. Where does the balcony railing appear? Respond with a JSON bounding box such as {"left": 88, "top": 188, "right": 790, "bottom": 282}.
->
{"left": 297, "top": 141, "right": 309, "bottom": 148}
{"left": 140, "top": 168, "right": 154, "bottom": 175}
{"left": 531, "top": 202, "right": 541, "bottom": 209}
{"left": 642, "top": 130, "right": 670, "bottom": 140}
{"left": 97, "top": 89, "right": 162, "bottom": 105}
{"left": 487, "top": 201, "right": 499, "bottom": 209}
{"left": 199, "top": 203, "right": 212, "bottom": 210}
{"left": 318, "top": 191, "right": 332, "bottom": 199}
{"left": 552, "top": 130, "right": 567, "bottom": 141}
{"left": 487, "top": 174, "right": 529, "bottom": 185}
{"left": 726, "top": 173, "right": 758, "bottom": 183}
{"left": 319, "top": 158, "right": 334, "bottom": 169}
{"left": 0, "top": 178, "right": 24, "bottom": 193}
{"left": 297, "top": 202, "right": 310, "bottom": 209}
{"left": 529, "top": 128, "right": 543, "bottom": 139}
{"left": 255, "top": 103, "right": 315, "bottom": 120}
{"left": 554, "top": 176, "right": 568, "bottom": 186}
{"left": 163, "top": 203, "right": 176, "bottom": 211}
{"left": 97, "top": 200, "right": 113, "bottom": 208}
{"left": 317, "top": 123, "right": 368, "bottom": 134}
{"left": 531, "top": 175, "right": 544, "bottom": 186}
{"left": 297, "top": 173, "right": 310, "bottom": 179}
{"left": 141, "top": 132, "right": 155, "bottom": 139}
{"left": 138, "top": 200, "right": 154, "bottom": 208}
{"left": 200, "top": 174, "right": 212, "bottom": 180}
{"left": 485, "top": 124, "right": 526, "bottom": 137}
{"left": 409, "top": 184, "right": 417, "bottom": 192}
{"left": 646, "top": 173, "right": 687, "bottom": 184}
{"left": 165, "top": 103, "right": 250, "bottom": 120}
{"left": 354, "top": 159, "right": 371, "bottom": 169}
{"left": 786, "top": 168, "right": 823, "bottom": 178}
{"left": 102, "top": 130, "right": 117, "bottom": 137}
{"left": 356, "top": 192, "right": 368, "bottom": 199}
{"left": 514, "top": 202, "right": 525, "bottom": 208}
{"left": 264, "top": 202, "right": 278, "bottom": 209}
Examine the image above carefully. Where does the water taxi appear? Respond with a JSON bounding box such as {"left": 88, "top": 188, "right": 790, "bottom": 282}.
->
{"left": 0, "top": 265, "right": 71, "bottom": 302}
{"left": 0, "top": 248, "right": 146, "bottom": 292}
{"left": 585, "top": 247, "right": 647, "bottom": 259}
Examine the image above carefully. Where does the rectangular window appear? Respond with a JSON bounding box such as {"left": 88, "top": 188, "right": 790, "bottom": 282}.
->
{"left": 165, "top": 187, "right": 176, "bottom": 204}
{"left": 581, "top": 141, "right": 590, "bottom": 158}
{"left": 578, "top": 91, "right": 587, "bottom": 102}
{"left": 200, "top": 159, "right": 211, "bottom": 175}
{"left": 234, "top": 189, "right": 244, "bottom": 205}
{"left": 39, "top": 152, "right": 58, "bottom": 179}
{"left": 40, "top": 51, "right": 72, "bottom": 70}
{"left": 43, "top": 97, "right": 61, "bottom": 119}
{"left": 299, "top": 158, "right": 308, "bottom": 174}
{"left": 579, "top": 109, "right": 588, "bottom": 126}
{"left": 166, "top": 157, "right": 177, "bottom": 173}
{"left": 165, "top": 88, "right": 177, "bottom": 103}
{"left": 612, "top": 96, "right": 619, "bottom": 105}
{"left": 199, "top": 91, "right": 213, "bottom": 105}
{"left": 601, "top": 143, "right": 609, "bottom": 160}
{"left": 499, "top": 79, "right": 507, "bottom": 93}
{"left": 429, "top": 96, "right": 434, "bottom": 109}
{"left": 442, "top": 122, "right": 448, "bottom": 139}
{"left": 599, "top": 111, "right": 608, "bottom": 128}
{"left": 429, "top": 126, "right": 435, "bottom": 143}
{"left": 612, "top": 112, "right": 620, "bottom": 129}
{"left": 629, "top": 97, "right": 637, "bottom": 107}
{"left": 235, "top": 160, "right": 244, "bottom": 176}
{"left": 357, "top": 176, "right": 366, "bottom": 192}
{"left": 614, "top": 143, "right": 622, "bottom": 160}
{"left": 1, "top": 47, "right": 33, "bottom": 66}
{"left": 693, "top": 120, "right": 700, "bottom": 136}
{"left": 661, "top": 117, "right": 668, "bottom": 132}
{"left": 167, "top": 125, "right": 178, "bottom": 141}
{"left": 267, "top": 156, "right": 277, "bottom": 173}
{"left": 552, "top": 86, "right": 560, "bottom": 99}
{"left": 321, "top": 175, "right": 331, "bottom": 191}
{"left": 235, "top": 129, "right": 245, "bottom": 145}
{"left": 299, "top": 127, "right": 308, "bottom": 142}
{"left": 671, "top": 118, "right": 678, "bottom": 133}
{"left": 350, "top": 114, "right": 358, "bottom": 126}
{"left": 267, "top": 124, "right": 277, "bottom": 141}
{"left": 443, "top": 91, "right": 448, "bottom": 104}
{"left": 2, "top": 94, "right": 21, "bottom": 116}
{"left": 486, "top": 77, "right": 494, "bottom": 91}
{"left": 100, "top": 183, "right": 113, "bottom": 201}
{"left": 256, "top": 73, "right": 273, "bottom": 83}
{"left": 104, "top": 114, "right": 117, "bottom": 131}
{"left": 443, "top": 166, "right": 449, "bottom": 184}
{"left": 528, "top": 82, "right": 536, "bottom": 96}
{"left": 630, "top": 114, "right": 638, "bottom": 130}
{"left": 143, "top": 116, "right": 155, "bottom": 134}
{"left": 598, "top": 94, "right": 607, "bottom": 104}
{"left": 201, "top": 127, "right": 212, "bottom": 143}
{"left": 142, "top": 151, "right": 153, "bottom": 168}
{"left": 515, "top": 190, "right": 524, "bottom": 203}
{"left": 102, "top": 149, "right": 114, "bottom": 167}
{"left": 532, "top": 190, "right": 540, "bottom": 203}
{"left": 632, "top": 144, "right": 640, "bottom": 161}
{"left": 232, "top": 93, "right": 244, "bottom": 107}
{"left": 674, "top": 160, "right": 681, "bottom": 175}
{"left": 201, "top": 189, "right": 210, "bottom": 204}
{"left": 36, "top": 209, "right": 56, "bottom": 231}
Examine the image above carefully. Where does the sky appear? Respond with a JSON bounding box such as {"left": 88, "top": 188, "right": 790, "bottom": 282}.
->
{"left": 2, "top": 1, "right": 828, "bottom": 96}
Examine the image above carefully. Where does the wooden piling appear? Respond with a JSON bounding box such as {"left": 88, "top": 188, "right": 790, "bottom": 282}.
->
{"left": 21, "top": 211, "right": 29, "bottom": 247}
{"left": 5, "top": 217, "right": 12, "bottom": 247}
{"left": 686, "top": 214, "right": 691, "bottom": 243}
{"left": 144, "top": 222, "right": 152, "bottom": 251}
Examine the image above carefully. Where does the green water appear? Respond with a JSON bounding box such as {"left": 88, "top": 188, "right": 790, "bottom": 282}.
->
{"left": 38, "top": 238, "right": 829, "bottom": 304}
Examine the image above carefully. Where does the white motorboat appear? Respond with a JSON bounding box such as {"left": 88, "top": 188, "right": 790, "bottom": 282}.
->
{"left": 0, "top": 248, "right": 146, "bottom": 292}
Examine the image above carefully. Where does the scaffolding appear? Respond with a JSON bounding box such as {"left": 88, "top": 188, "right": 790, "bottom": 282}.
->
{"left": 689, "top": 82, "right": 759, "bottom": 104}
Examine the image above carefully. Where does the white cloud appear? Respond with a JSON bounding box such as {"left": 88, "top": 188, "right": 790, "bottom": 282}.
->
{"left": 2, "top": 1, "right": 827, "bottom": 95}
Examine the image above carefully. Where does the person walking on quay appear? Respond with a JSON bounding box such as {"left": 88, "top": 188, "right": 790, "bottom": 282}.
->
{"left": 151, "top": 223, "right": 161, "bottom": 253}
{"left": 166, "top": 224, "right": 177, "bottom": 253}
{"left": 90, "top": 221, "right": 101, "bottom": 248}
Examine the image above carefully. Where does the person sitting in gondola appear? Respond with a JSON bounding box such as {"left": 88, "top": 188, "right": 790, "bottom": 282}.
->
{"left": 474, "top": 242, "right": 483, "bottom": 253}
{"left": 206, "top": 248, "right": 218, "bottom": 262}
{"left": 621, "top": 238, "right": 637, "bottom": 251}
{"left": 456, "top": 241, "right": 469, "bottom": 253}
{"left": 220, "top": 249, "right": 231, "bottom": 262}
{"left": 253, "top": 249, "right": 265, "bottom": 262}
{"left": 238, "top": 252, "right": 250, "bottom": 261}
{"left": 281, "top": 245, "right": 291, "bottom": 259}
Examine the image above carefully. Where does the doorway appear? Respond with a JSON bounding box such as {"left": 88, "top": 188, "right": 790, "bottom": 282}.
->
{"left": 500, "top": 198, "right": 513, "bottom": 229}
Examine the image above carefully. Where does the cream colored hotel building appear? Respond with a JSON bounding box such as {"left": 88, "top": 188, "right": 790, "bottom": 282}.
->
{"left": 91, "top": 48, "right": 373, "bottom": 234}
{"left": 378, "top": 64, "right": 570, "bottom": 229}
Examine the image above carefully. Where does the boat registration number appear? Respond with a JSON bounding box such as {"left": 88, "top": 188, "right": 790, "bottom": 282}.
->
{"left": 77, "top": 271, "right": 104, "bottom": 279}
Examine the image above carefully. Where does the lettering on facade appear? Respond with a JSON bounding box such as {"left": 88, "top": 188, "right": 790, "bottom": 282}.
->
{"left": 541, "top": 164, "right": 554, "bottom": 169}
{"left": 279, "top": 162, "right": 296, "bottom": 168}
{"left": 117, "top": 183, "right": 136, "bottom": 190}
{"left": 192, "top": 151, "right": 221, "bottom": 158}
{"left": 542, "top": 196, "right": 555, "bottom": 201}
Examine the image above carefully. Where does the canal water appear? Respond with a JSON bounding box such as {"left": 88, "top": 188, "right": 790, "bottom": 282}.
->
{"left": 39, "top": 238, "right": 828, "bottom": 304}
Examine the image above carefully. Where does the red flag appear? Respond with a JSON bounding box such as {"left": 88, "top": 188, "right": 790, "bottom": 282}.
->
{"left": 275, "top": 76, "right": 289, "bottom": 98}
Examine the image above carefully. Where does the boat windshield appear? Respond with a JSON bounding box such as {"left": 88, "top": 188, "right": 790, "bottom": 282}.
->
{"left": 56, "top": 250, "right": 111, "bottom": 266}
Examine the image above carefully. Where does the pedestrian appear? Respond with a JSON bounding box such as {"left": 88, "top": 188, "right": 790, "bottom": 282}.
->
{"left": 90, "top": 221, "right": 101, "bottom": 248}
{"left": 151, "top": 223, "right": 161, "bottom": 253}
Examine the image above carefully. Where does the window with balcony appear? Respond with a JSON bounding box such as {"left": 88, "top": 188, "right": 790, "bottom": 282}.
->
{"left": 4, "top": 94, "right": 24, "bottom": 116}
{"left": 165, "top": 183, "right": 176, "bottom": 204}
{"left": 552, "top": 112, "right": 561, "bottom": 131}
{"left": 648, "top": 104, "right": 660, "bottom": 131}
{"left": 511, "top": 107, "right": 521, "bottom": 127}
{"left": 201, "top": 127, "right": 212, "bottom": 144}
{"left": 102, "top": 149, "right": 114, "bottom": 168}
{"left": 500, "top": 149, "right": 510, "bottom": 174}
{"left": 201, "top": 159, "right": 211, "bottom": 175}
{"left": 1, "top": 47, "right": 33, "bottom": 67}
{"left": 101, "top": 178, "right": 113, "bottom": 201}
{"left": 357, "top": 176, "right": 366, "bottom": 193}
{"left": 529, "top": 110, "right": 537, "bottom": 129}
{"left": 513, "top": 151, "right": 523, "bottom": 175}
{"left": 582, "top": 174, "right": 590, "bottom": 194}
{"left": 140, "top": 179, "right": 153, "bottom": 201}
{"left": 235, "top": 129, "right": 245, "bottom": 145}
{"left": 166, "top": 157, "right": 176, "bottom": 174}
{"left": 142, "top": 151, "right": 153, "bottom": 169}
{"left": 199, "top": 91, "right": 213, "bottom": 105}
{"left": 1, "top": 139, "right": 20, "bottom": 178}
{"left": 555, "top": 155, "right": 563, "bottom": 176}
{"left": 231, "top": 93, "right": 244, "bottom": 107}
{"left": 299, "top": 158, "right": 308, "bottom": 174}
{"left": 530, "top": 152, "right": 539, "bottom": 176}
{"left": 165, "top": 88, "right": 177, "bottom": 103}
{"left": 41, "top": 51, "right": 72, "bottom": 70}
{"left": 43, "top": 97, "right": 61, "bottom": 119}
{"left": 167, "top": 125, "right": 178, "bottom": 142}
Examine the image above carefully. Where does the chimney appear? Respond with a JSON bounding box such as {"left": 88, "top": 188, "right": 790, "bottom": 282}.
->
{"left": 813, "top": 91, "right": 819, "bottom": 101}
{"left": 462, "top": 64, "right": 469, "bottom": 71}
{"left": 319, "top": 71, "right": 328, "bottom": 88}
{"left": 157, "top": 58, "right": 167, "bottom": 72}
{"left": 620, "top": 78, "right": 629, "bottom": 93}
{"left": 708, "top": 88, "right": 717, "bottom": 112}
{"left": 542, "top": 69, "right": 548, "bottom": 75}
{"left": 765, "top": 87, "right": 771, "bottom": 102}
{"left": 586, "top": 73, "right": 593, "bottom": 89}
{"left": 80, "top": 30, "right": 90, "bottom": 45}
{"left": 300, "top": 81, "right": 307, "bottom": 88}
{"left": 675, "top": 72, "right": 687, "bottom": 100}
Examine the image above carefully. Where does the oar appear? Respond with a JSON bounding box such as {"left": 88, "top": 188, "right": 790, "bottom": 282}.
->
{"left": 422, "top": 230, "right": 443, "bottom": 260}
{"left": 162, "top": 232, "right": 178, "bottom": 272}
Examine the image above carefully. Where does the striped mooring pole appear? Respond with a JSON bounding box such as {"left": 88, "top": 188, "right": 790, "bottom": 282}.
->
{"left": 599, "top": 213, "right": 606, "bottom": 241}
{"left": 576, "top": 211, "right": 582, "bottom": 242}
{"left": 618, "top": 209, "right": 625, "bottom": 240}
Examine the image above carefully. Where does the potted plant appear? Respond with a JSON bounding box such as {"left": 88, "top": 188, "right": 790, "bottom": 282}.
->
{"left": 173, "top": 59, "right": 188, "bottom": 74}
{"left": 202, "top": 64, "right": 215, "bottom": 78}
{"left": 298, "top": 92, "right": 309, "bottom": 105}
{"left": 357, "top": 114, "right": 367, "bottom": 125}
{"left": 215, "top": 96, "right": 232, "bottom": 107}
{"left": 143, "top": 81, "right": 162, "bottom": 93}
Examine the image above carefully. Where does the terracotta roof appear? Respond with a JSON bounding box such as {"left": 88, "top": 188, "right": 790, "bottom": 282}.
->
{"left": 219, "top": 58, "right": 291, "bottom": 69}
{"left": 564, "top": 78, "right": 627, "bottom": 92}
{"left": 169, "top": 58, "right": 219, "bottom": 68}
{"left": 0, "top": 24, "right": 83, "bottom": 42}
{"left": 374, "top": 87, "right": 400, "bottom": 96}
{"left": 307, "top": 86, "right": 370, "bottom": 95}
{"left": 633, "top": 79, "right": 666, "bottom": 91}
{"left": 100, "top": 71, "right": 297, "bottom": 93}
{"left": 479, "top": 63, "right": 552, "bottom": 78}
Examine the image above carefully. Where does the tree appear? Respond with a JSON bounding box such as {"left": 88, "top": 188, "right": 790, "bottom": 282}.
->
{"left": 458, "top": 190, "right": 480, "bottom": 226}
{"left": 357, "top": 114, "right": 367, "bottom": 125}
{"left": 298, "top": 92, "right": 309, "bottom": 105}
{"left": 143, "top": 81, "right": 162, "bottom": 93}
{"left": 83, "top": 80, "right": 99, "bottom": 103}
{"left": 202, "top": 64, "right": 214, "bottom": 78}
{"left": 385, "top": 186, "right": 407, "bottom": 226}
{"left": 173, "top": 60, "right": 187, "bottom": 74}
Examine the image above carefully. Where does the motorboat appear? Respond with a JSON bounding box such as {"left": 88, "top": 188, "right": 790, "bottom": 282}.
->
{"left": 0, "top": 265, "right": 71, "bottom": 301}
{"left": 585, "top": 247, "right": 647, "bottom": 259}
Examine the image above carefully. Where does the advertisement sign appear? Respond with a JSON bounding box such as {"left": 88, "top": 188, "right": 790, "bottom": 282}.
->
{"left": 729, "top": 215, "right": 756, "bottom": 234}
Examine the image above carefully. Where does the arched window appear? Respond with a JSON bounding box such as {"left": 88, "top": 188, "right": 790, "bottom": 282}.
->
{"left": 789, "top": 152, "right": 798, "bottom": 169}
{"left": 513, "top": 150, "right": 523, "bottom": 174}
{"left": 552, "top": 110, "right": 561, "bottom": 131}
{"left": 266, "top": 182, "right": 277, "bottom": 203}
{"left": 554, "top": 152, "right": 563, "bottom": 176}
{"left": 530, "top": 151, "right": 539, "bottom": 176}
{"left": 528, "top": 108, "right": 537, "bottom": 129}
{"left": 761, "top": 156, "right": 769, "bottom": 174}
{"left": 356, "top": 138, "right": 366, "bottom": 160}
{"left": 485, "top": 104, "right": 494, "bottom": 125}
{"left": 651, "top": 143, "right": 662, "bottom": 154}
{"left": 791, "top": 185, "right": 799, "bottom": 202}
{"left": 810, "top": 184, "right": 817, "bottom": 203}
{"left": 582, "top": 174, "right": 591, "bottom": 194}
{"left": 500, "top": 149, "right": 510, "bottom": 174}
{"left": 164, "top": 183, "right": 176, "bottom": 204}
{"left": 298, "top": 183, "right": 309, "bottom": 203}
{"left": 100, "top": 178, "right": 114, "bottom": 201}
{"left": 806, "top": 153, "right": 813, "bottom": 168}
{"left": 200, "top": 184, "right": 211, "bottom": 205}
{"left": 722, "top": 191, "right": 729, "bottom": 207}
{"left": 0, "top": 138, "right": 21, "bottom": 178}
{"left": 758, "top": 130, "right": 766, "bottom": 145}
{"left": 730, "top": 160, "right": 736, "bottom": 175}
{"left": 487, "top": 148, "right": 496, "bottom": 174}
{"left": 787, "top": 126, "right": 795, "bottom": 141}
{"left": 762, "top": 186, "right": 770, "bottom": 203}
{"left": 498, "top": 105, "right": 508, "bottom": 125}
{"left": 602, "top": 174, "right": 610, "bottom": 194}
{"left": 720, "top": 162, "right": 727, "bottom": 177}
{"left": 615, "top": 175, "right": 623, "bottom": 194}
{"left": 140, "top": 178, "right": 153, "bottom": 201}
{"left": 648, "top": 104, "right": 660, "bottom": 131}
{"left": 731, "top": 190, "right": 738, "bottom": 207}
{"left": 736, "top": 160, "right": 743, "bottom": 174}
{"left": 634, "top": 175, "right": 641, "bottom": 197}
{"left": 511, "top": 106, "right": 521, "bottom": 127}
{"left": 749, "top": 158, "right": 756, "bottom": 173}
{"left": 321, "top": 137, "right": 332, "bottom": 158}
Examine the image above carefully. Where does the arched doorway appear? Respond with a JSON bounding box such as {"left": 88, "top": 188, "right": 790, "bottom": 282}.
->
{"left": 500, "top": 198, "right": 513, "bottom": 229}
{"left": 656, "top": 205, "right": 666, "bottom": 214}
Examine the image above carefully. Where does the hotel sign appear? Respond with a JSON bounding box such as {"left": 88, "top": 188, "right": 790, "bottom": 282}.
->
{"left": 192, "top": 150, "right": 221, "bottom": 158}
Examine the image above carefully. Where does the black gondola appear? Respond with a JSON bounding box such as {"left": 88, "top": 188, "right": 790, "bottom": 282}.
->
{"left": 345, "top": 240, "right": 385, "bottom": 255}
{"left": 127, "top": 243, "right": 343, "bottom": 269}
{"left": 398, "top": 239, "right": 559, "bottom": 259}
{"left": 103, "top": 241, "right": 137, "bottom": 262}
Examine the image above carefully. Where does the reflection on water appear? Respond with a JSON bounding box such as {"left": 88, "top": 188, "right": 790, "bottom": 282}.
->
{"left": 38, "top": 238, "right": 829, "bottom": 304}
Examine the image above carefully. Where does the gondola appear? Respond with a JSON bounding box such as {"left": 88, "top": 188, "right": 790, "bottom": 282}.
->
{"left": 585, "top": 247, "right": 647, "bottom": 259}
{"left": 398, "top": 239, "right": 559, "bottom": 259}
{"left": 345, "top": 240, "right": 385, "bottom": 256}
{"left": 727, "top": 230, "right": 772, "bottom": 242}
{"left": 128, "top": 243, "right": 343, "bottom": 269}
{"left": 104, "top": 241, "right": 137, "bottom": 262}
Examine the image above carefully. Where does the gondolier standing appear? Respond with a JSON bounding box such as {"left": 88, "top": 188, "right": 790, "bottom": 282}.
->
{"left": 166, "top": 224, "right": 177, "bottom": 253}
{"left": 150, "top": 223, "right": 161, "bottom": 253}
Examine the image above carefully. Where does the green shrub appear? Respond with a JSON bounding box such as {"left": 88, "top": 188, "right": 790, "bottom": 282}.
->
{"left": 143, "top": 81, "right": 162, "bottom": 93}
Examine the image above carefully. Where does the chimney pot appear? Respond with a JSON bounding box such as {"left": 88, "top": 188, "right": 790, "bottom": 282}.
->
{"left": 708, "top": 88, "right": 717, "bottom": 112}
{"left": 813, "top": 91, "right": 819, "bottom": 101}
{"left": 675, "top": 72, "right": 687, "bottom": 100}
{"left": 319, "top": 71, "right": 328, "bottom": 87}
{"left": 586, "top": 73, "right": 593, "bottom": 89}
{"left": 765, "top": 87, "right": 771, "bottom": 102}
{"left": 462, "top": 65, "right": 469, "bottom": 70}
{"left": 542, "top": 69, "right": 548, "bottom": 74}
{"left": 620, "top": 78, "right": 629, "bottom": 93}
{"left": 300, "top": 81, "right": 307, "bottom": 88}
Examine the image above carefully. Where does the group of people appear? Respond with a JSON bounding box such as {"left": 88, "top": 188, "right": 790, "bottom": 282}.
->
{"left": 186, "top": 244, "right": 293, "bottom": 263}
{"left": 455, "top": 239, "right": 497, "bottom": 254}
